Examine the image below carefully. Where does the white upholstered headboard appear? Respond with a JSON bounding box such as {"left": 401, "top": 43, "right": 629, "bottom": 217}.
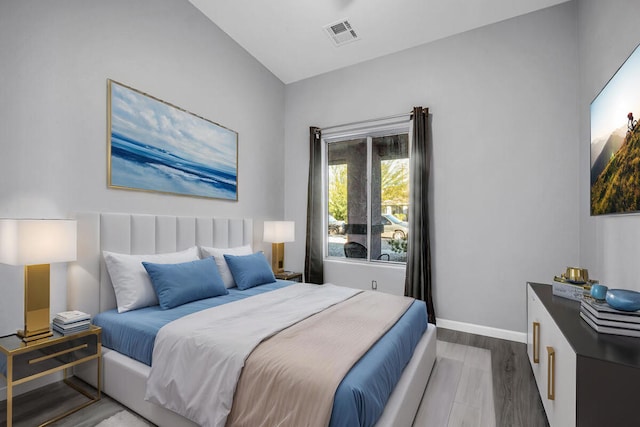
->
{"left": 67, "top": 213, "right": 253, "bottom": 316}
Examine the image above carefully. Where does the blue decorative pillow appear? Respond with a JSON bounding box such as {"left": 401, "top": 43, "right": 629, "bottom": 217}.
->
{"left": 223, "top": 252, "right": 276, "bottom": 290}
{"left": 142, "top": 257, "right": 228, "bottom": 309}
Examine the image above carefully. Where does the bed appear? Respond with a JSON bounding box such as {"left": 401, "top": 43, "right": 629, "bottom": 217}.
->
{"left": 68, "top": 213, "right": 437, "bottom": 427}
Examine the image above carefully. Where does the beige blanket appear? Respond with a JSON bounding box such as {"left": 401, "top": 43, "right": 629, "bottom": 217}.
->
{"left": 226, "top": 290, "right": 414, "bottom": 427}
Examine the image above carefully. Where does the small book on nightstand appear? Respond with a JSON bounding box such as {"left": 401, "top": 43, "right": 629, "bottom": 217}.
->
{"left": 52, "top": 310, "right": 91, "bottom": 335}
{"left": 54, "top": 310, "right": 91, "bottom": 324}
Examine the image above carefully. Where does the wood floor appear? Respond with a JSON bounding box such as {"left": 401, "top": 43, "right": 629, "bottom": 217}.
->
{"left": 0, "top": 328, "right": 548, "bottom": 427}
{"left": 435, "top": 328, "right": 548, "bottom": 427}
{"left": 414, "top": 340, "right": 495, "bottom": 426}
{"left": 0, "top": 379, "right": 152, "bottom": 427}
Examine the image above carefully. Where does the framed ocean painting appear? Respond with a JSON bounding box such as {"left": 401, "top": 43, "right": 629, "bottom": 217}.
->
{"left": 590, "top": 42, "right": 640, "bottom": 215}
{"left": 108, "top": 80, "right": 238, "bottom": 200}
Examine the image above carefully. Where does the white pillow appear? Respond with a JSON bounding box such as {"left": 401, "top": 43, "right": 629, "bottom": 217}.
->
{"left": 103, "top": 246, "right": 200, "bottom": 313}
{"left": 200, "top": 244, "right": 252, "bottom": 288}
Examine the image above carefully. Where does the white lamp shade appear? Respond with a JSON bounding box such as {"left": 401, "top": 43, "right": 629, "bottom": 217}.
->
{"left": 263, "top": 221, "right": 295, "bottom": 243}
{"left": 0, "top": 219, "right": 77, "bottom": 266}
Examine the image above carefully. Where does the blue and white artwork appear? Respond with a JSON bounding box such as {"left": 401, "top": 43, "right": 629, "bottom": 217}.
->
{"left": 108, "top": 80, "right": 238, "bottom": 200}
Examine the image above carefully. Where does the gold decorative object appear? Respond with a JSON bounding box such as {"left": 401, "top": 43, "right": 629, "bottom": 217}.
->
{"left": 565, "top": 267, "right": 589, "bottom": 283}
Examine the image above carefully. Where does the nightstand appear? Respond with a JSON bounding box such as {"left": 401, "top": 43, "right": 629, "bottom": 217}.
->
{"left": 275, "top": 271, "right": 303, "bottom": 282}
{"left": 0, "top": 325, "right": 101, "bottom": 427}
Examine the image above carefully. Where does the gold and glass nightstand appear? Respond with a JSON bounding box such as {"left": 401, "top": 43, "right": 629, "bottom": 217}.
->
{"left": 0, "top": 325, "right": 101, "bottom": 427}
{"left": 275, "top": 271, "right": 303, "bottom": 282}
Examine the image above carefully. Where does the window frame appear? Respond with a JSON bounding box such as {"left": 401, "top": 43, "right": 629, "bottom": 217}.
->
{"left": 322, "top": 119, "right": 411, "bottom": 264}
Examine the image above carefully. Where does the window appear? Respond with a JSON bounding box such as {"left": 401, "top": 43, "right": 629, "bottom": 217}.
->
{"left": 325, "top": 124, "right": 410, "bottom": 264}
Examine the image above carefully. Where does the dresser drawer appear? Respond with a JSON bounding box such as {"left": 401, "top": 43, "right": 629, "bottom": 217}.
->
{"left": 12, "top": 333, "right": 99, "bottom": 381}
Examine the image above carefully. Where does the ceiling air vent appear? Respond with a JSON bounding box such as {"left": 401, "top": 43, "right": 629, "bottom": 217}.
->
{"left": 323, "top": 19, "right": 360, "bottom": 47}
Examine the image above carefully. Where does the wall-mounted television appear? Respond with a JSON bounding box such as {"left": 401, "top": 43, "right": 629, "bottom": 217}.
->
{"left": 590, "top": 42, "right": 640, "bottom": 215}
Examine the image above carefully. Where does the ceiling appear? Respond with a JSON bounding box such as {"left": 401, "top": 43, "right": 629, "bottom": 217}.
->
{"left": 188, "top": 0, "right": 570, "bottom": 84}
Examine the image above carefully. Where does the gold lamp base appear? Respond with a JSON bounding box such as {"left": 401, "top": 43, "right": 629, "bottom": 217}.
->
{"left": 19, "top": 264, "right": 53, "bottom": 343}
{"left": 271, "top": 242, "right": 285, "bottom": 274}
{"left": 17, "top": 329, "right": 53, "bottom": 343}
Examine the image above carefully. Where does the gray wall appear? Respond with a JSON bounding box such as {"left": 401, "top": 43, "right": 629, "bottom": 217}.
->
{"left": 6, "top": 0, "right": 637, "bottom": 341}
{"left": 578, "top": 0, "right": 640, "bottom": 291}
{"left": 0, "top": 0, "right": 285, "bottom": 335}
{"left": 284, "top": 2, "right": 580, "bottom": 335}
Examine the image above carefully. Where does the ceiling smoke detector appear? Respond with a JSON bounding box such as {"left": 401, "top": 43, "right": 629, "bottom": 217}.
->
{"left": 323, "top": 19, "right": 360, "bottom": 47}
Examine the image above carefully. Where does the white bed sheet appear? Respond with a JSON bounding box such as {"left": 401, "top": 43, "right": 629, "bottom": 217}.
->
{"left": 146, "top": 283, "right": 360, "bottom": 427}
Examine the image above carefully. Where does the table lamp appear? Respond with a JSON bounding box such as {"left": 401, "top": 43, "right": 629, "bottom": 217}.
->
{"left": 0, "top": 219, "right": 77, "bottom": 342}
{"left": 263, "top": 221, "right": 295, "bottom": 274}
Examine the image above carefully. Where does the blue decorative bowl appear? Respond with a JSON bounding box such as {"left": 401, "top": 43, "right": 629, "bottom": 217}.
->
{"left": 606, "top": 289, "right": 640, "bottom": 312}
{"left": 590, "top": 284, "right": 608, "bottom": 300}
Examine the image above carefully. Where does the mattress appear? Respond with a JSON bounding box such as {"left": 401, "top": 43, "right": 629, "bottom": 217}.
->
{"left": 93, "top": 281, "right": 428, "bottom": 426}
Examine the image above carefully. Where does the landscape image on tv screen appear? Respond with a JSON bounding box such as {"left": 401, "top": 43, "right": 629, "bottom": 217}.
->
{"left": 591, "top": 42, "right": 640, "bottom": 215}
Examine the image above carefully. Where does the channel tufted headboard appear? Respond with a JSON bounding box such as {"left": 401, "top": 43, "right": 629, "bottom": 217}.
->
{"left": 67, "top": 213, "right": 253, "bottom": 316}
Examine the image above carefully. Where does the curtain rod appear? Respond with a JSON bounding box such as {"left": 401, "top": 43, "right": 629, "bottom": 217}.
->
{"left": 319, "top": 111, "right": 412, "bottom": 132}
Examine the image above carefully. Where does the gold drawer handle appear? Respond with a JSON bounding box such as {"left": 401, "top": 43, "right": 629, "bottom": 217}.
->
{"left": 28, "top": 344, "right": 88, "bottom": 364}
{"left": 533, "top": 322, "right": 540, "bottom": 363}
{"left": 547, "top": 346, "right": 555, "bottom": 400}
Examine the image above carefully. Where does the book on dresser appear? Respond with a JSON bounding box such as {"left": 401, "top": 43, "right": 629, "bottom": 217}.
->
{"left": 580, "top": 312, "right": 640, "bottom": 337}
{"left": 581, "top": 298, "right": 640, "bottom": 322}
{"left": 580, "top": 299, "right": 640, "bottom": 337}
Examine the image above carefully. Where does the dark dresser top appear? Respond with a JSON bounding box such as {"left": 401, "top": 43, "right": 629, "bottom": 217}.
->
{"left": 529, "top": 282, "right": 640, "bottom": 369}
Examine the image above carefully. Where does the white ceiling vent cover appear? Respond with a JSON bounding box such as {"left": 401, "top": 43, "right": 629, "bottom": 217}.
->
{"left": 323, "top": 19, "right": 360, "bottom": 47}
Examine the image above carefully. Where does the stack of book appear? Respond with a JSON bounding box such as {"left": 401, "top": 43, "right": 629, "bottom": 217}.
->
{"left": 552, "top": 277, "right": 588, "bottom": 301}
{"left": 52, "top": 310, "right": 91, "bottom": 335}
{"left": 580, "top": 298, "right": 640, "bottom": 337}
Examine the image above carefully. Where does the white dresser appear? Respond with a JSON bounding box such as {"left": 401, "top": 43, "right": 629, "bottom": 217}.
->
{"left": 526, "top": 282, "right": 640, "bottom": 427}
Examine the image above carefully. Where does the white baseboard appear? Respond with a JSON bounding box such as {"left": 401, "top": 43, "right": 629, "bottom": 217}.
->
{"left": 0, "top": 372, "right": 62, "bottom": 402}
{"left": 437, "top": 318, "right": 527, "bottom": 343}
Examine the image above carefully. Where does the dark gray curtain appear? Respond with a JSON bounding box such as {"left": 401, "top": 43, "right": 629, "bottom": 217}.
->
{"left": 404, "top": 107, "right": 435, "bottom": 324}
{"left": 304, "top": 127, "right": 324, "bottom": 284}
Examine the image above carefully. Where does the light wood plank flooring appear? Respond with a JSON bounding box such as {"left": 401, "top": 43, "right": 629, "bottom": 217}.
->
{"left": 436, "top": 328, "right": 548, "bottom": 427}
{"left": 414, "top": 340, "right": 496, "bottom": 427}
{"left": 0, "top": 328, "right": 548, "bottom": 427}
